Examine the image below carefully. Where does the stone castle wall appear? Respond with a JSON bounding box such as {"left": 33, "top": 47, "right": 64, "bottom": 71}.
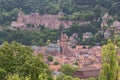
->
{"left": 11, "top": 11, "right": 90, "bottom": 30}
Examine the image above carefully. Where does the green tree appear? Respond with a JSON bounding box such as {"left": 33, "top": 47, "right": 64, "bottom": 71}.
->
{"left": 46, "top": 40, "right": 51, "bottom": 45}
{"left": 6, "top": 74, "right": 21, "bottom": 80}
{"left": 74, "top": 61, "right": 79, "bottom": 65}
{"left": 86, "top": 77, "right": 96, "bottom": 80}
{"left": 6, "top": 74, "right": 30, "bottom": 80}
{"left": 56, "top": 74, "right": 80, "bottom": 80}
{"left": 56, "top": 74, "right": 66, "bottom": 80}
{"left": 0, "top": 41, "right": 53, "bottom": 80}
{"left": 73, "top": 78, "right": 80, "bottom": 80}
{"left": 99, "top": 40, "right": 119, "bottom": 80}
{"left": 60, "top": 64, "right": 77, "bottom": 76}
{"left": 47, "top": 55, "right": 54, "bottom": 62}
{"left": 63, "top": 75, "right": 73, "bottom": 80}
{"left": 54, "top": 61, "right": 59, "bottom": 65}
{"left": 38, "top": 69, "right": 51, "bottom": 80}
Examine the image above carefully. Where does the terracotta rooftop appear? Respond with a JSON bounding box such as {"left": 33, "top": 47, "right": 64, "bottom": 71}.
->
{"left": 49, "top": 65, "right": 61, "bottom": 71}
{"left": 78, "top": 66, "right": 100, "bottom": 71}
{"left": 74, "top": 66, "right": 100, "bottom": 79}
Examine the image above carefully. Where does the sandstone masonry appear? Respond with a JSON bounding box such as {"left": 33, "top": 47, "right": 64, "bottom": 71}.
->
{"left": 11, "top": 11, "right": 90, "bottom": 30}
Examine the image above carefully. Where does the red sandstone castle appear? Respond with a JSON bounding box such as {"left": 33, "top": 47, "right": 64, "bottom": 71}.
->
{"left": 11, "top": 11, "right": 89, "bottom": 30}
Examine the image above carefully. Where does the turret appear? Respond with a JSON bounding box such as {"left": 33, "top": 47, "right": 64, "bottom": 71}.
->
{"left": 17, "top": 11, "right": 25, "bottom": 23}
{"left": 58, "top": 11, "right": 64, "bottom": 18}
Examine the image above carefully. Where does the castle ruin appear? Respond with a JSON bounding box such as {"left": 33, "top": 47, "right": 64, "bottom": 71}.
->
{"left": 11, "top": 11, "right": 90, "bottom": 30}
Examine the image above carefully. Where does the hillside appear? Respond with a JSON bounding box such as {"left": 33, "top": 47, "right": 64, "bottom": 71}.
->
{"left": 0, "top": 0, "right": 120, "bottom": 26}
{"left": 0, "top": 1, "right": 120, "bottom": 80}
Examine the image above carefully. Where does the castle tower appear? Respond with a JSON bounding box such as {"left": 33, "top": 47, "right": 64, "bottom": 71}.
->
{"left": 17, "top": 11, "right": 25, "bottom": 23}
{"left": 60, "top": 33, "right": 69, "bottom": 55}
{"left": 58, "top": 11, "right": 64, "bottom": 18}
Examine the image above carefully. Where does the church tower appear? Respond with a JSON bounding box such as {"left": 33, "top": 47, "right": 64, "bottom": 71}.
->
{"left": 60, "top": 32, "right": 69, "bottom": 55}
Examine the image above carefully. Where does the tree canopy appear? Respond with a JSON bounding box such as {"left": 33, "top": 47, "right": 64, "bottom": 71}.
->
{"left": 0, "top": 41, "right": 53, "bottom": 80}
{"left": 100, "top": 40, "right": 120, "bottom": 80}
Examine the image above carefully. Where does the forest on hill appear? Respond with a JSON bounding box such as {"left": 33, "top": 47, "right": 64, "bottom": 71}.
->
{"left": 0, "top": 23, "right": 102, "bottom": 46}
{"left": 0, "top": 0, "right": 120, "bottom": 26}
